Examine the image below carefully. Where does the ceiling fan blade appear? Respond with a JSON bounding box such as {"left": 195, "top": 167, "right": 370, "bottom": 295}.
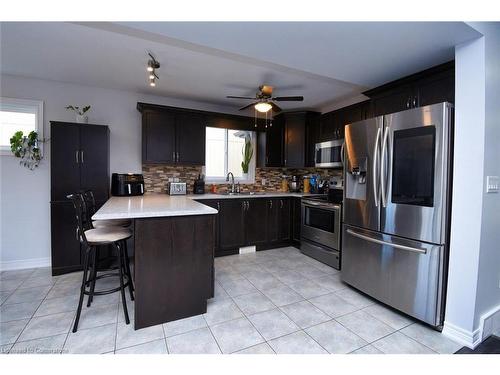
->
{"left": 239, "top": 102, "right": 259, "bottom": 111}
{"left": 226, "top": 95, "right": 256, "bottom": 100}
{"left": 270, "top": 102, "right": 282, "bottom": 113}
{"left": 272, "top": 96, "right": 304, "bottom": 101}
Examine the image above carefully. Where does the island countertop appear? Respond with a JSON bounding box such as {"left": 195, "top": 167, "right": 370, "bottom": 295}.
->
{"left": 92, "top": 193, "right": 218, "bottom": 220}
{"left": 92, "top": 192, "right": 325, "bottom": 220}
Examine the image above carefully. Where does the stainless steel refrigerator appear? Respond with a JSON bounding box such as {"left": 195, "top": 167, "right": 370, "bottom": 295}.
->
{"left": 341, "top": 102, "right": 453, "bottom": 327}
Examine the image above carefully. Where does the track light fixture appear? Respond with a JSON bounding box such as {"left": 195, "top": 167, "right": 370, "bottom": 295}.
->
{"left": 146, "top": 53, "right": 160, "bottom": 87}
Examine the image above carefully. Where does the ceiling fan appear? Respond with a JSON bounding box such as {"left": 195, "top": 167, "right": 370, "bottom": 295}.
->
{"left": 226, "top": 85, "right": 304, "bottom": 113}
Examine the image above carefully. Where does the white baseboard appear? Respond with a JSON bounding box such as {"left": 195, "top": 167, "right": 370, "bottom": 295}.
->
{"left": 0, "top": 257, "right": 51, "bottom": 271}
{"left": 479, "top": 304, "right": 500, "bottom": 340}
{"left": 442, "top": 321, "right": 482, "bottom": 349}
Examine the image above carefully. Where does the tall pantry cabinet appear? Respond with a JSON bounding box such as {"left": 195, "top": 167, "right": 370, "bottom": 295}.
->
{"left": 50, "top": 121, "right": 109, "bottom": 275}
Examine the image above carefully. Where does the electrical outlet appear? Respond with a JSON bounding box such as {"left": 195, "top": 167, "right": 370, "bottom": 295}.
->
{"left": 261, "top": 178, "right": 267, "bottom": 186}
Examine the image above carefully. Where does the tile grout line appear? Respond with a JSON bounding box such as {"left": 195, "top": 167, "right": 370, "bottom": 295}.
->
{"left": 202, "top": 313, "right": 224, "bottom": 354}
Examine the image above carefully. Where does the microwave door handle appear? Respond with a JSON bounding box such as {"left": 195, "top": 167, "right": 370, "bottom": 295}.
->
{"left": 140, "top": 184, "right": 144, "bottom": 194}
{"left": 340, "top": 142, "right": 345, "bottom": 166}
{"left": 127, "top": 184, "right": 131, "bottom": 195}
{"left": 372, "top": 127, "right": 381, "bottom": 207}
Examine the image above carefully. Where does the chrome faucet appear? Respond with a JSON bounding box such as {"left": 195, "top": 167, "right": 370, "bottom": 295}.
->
{"left": 226, "top": 172, "right": 235, "bottom": 193}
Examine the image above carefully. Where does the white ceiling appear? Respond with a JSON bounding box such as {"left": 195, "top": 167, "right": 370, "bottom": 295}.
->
{"left": 0, "top": 22, "right": 481, "bottom": 112}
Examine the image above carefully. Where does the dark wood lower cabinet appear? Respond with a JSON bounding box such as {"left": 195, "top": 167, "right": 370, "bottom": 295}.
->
{"left": 134, "top": 215, "right": 214, "bottom": 329}
{"left": 50, "top": 202, "right": 82, "bottom": 275}
{"left": 218, "top": 199, "right": 245, "bottom": 254}
{"left": 196, "top": 197, "right": 294, "bottom": 255}
{"left": 245, "top": 199, "right": 269, "bottom": 246}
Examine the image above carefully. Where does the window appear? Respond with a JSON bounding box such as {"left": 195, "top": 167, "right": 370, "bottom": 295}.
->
{"left": 0, "top": 98, "right": 44, "bottom": 155}
{"left": 204, "top": 127, "right": 256, "bottom": 183}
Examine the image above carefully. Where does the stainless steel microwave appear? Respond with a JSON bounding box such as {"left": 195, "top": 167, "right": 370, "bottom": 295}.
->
{"left": 315, "top": 139, "right": 344, "bottom": 168}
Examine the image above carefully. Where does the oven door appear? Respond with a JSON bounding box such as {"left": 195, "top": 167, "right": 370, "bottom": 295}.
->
{"left": 315, "top": 140, "right": 344, "bottom": 168}
{"left": 301, "top": 201, "right": 341, "bottom": 250}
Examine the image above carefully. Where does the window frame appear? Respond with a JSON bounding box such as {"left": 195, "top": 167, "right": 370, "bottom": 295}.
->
{"left": 203, "top": 127, "right": 256, "bottom": 185}
{"left": 0, "top": 97, "right": 44, "bottom": 156}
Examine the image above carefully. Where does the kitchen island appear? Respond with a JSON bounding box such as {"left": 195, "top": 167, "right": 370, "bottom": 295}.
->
{"left": 93, "top": 194, "right": 217, "bottom": 329}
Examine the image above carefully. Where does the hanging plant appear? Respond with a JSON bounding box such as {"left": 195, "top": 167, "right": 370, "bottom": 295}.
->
{"left": 10, "top": 130, "right": 44, "bottom": 170}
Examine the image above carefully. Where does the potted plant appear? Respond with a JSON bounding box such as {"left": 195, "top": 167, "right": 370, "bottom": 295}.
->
{"left": 65, "top": 105, "right": 91, "bottom": 123}
{"left": 241, "top": 137, "right": 253, "bottom": 180}
{"left": 10, "top": 130, "right": 43, "bottom": 170}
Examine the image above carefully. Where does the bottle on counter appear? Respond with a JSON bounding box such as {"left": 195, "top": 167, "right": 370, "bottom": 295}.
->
{"left": 210, "top": 184, "right": 217, "bottom": 194}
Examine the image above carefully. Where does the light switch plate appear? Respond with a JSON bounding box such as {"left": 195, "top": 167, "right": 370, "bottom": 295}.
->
{"left": 486, "top": 176, "right": 499, "bottom": 193}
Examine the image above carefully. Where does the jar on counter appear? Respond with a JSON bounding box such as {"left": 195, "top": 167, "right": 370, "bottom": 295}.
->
{"left": 303, "top": 176, "right": 310, "bottom": 193}
{"left": 281, "top": 175, "right": 289, "bottom": 192}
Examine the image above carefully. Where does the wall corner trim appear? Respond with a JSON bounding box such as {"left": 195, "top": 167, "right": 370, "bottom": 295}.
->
{"left": 0, "top": 257, "right": 51, "bottom": 272}
{"left": 442, "top": 321, "right": 482, "bottom": 349}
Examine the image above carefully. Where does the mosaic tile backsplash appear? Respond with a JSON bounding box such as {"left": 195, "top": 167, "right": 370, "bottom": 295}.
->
{"left": 143, "top": 164, "right": 342, "bottom": 194}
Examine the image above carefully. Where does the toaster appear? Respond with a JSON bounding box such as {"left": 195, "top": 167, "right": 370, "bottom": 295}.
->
{"left": 167, "top": 182, "right": 187, "bottom": 195}
{"left": 111, "top": 173, "right": 144, "bottom": 196}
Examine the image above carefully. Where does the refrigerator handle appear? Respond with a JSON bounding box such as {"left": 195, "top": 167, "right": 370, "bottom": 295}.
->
{"left": 380, "top": 125, "right": 390, "bottom": 208}
{"left": 346, "top": 228, "right": 427, "bottom": 254}
{"left": 373, "top": 127, "right": 381, "bottom": 207}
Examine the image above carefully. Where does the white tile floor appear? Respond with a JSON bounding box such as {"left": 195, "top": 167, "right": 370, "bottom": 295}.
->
{"left": 0, "top": 246, "right": 463, "bottom": 354}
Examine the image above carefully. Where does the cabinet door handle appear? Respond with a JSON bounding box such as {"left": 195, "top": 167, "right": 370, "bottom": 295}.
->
{"left": 269, "top": 200, "right": 273, "bottom": 209}
{"left": 412, "top": 96, "right": 417, "bottom": 108}
{"left": 80, "top": 151, "right": 84, "bottom": 164}
{"left": 173, "top": 151, "right": 176, "bottom": 161}
{"left": 76, "top": 228, "right": 79, "bottom": 241}
{"left": 75, "top": 150, "right": 79, "bottom": 164}
{"left": 216, "top": 202, "right": 220, "bottom": 210}
{"left": 177, "top": 152, "right": 180, "bottom": 162}
{"left": 280, "top": 200, "right": 284, "bottom": 209}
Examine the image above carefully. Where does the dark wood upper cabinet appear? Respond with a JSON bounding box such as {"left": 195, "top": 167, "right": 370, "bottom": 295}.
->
{"left": 370, "top": 85, "right": 414, "bottom": 116}
{"left": 364, "top": 61, "right": 454, "bottom": 117}
{"left": 258, "top": 111, "right": 319, "bottom": 168}
{"left": 283, "top": 112, "right": 306, "bottom": 168}
{"left": 416, "top": 69, "right": 455, "bottom": 107}
{"left": 138, "top": 102, "right": 255, "bottom": 166}
{"left": 258, "top": 115, "right": 284, "bottom": 167}
{"left": 142, "top": 111, "right": 176, "bottom": 163}
{"left": 50, "top": 122, "right": 81, "bottom": 201}
{"left": 175, "top": 112, "right": 206, "bottom": 165}
{"left": 80, "top": 125, "right": 110, "bottom": 202}
{"left": 319, "top": 101, "right": 370, "bottom": 142}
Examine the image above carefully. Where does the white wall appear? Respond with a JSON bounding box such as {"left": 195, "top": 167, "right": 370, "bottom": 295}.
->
{"left": 444, "top": 23, "right": 500, "bottom": 347}
{"left": 0, "top": 74, "right": 241, "bottom": 270}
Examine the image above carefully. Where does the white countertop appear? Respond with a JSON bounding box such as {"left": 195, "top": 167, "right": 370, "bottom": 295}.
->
{"left": 92, "top": 194, "right": 218, "bottom": 220}
{"left": 92, "top": 192, "right": 324, "bottom": 220}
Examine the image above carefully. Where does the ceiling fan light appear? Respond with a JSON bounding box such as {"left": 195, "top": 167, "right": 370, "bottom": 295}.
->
{"left": 255, "top": 102, "right": 272, "bottom": 113}
{"left": 147, "top": 65, "right": 154, "bottom": 72}
{"left": 149, "top": 78, "right": 156, "bottom": 87}
{"left": 149, "top": 73, "right": 155, "bottom": 79}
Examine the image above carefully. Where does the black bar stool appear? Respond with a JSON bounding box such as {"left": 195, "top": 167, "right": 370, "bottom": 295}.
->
{"left": 67, "top": 193, "right": 134, "bottom": 333}
{"left": 81, "top": 190, "right": 135, "bottom": 305}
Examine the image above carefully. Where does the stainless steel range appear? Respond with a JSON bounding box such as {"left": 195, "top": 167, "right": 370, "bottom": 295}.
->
{"left": 341, "top": 102, "right": 453, "bottom": 327}
{"left": 300, "top": 179, "right": 343, "bottom": 269}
